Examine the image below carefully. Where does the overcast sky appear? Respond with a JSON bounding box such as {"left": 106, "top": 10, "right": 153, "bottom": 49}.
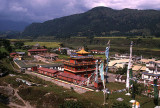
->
{"left": 0, "top": 0, "right": 160, "bottom": 23}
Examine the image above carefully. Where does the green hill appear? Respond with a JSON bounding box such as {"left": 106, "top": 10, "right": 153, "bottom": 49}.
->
{"left": 22, "top": 7, "right": 160, "bottom": 38}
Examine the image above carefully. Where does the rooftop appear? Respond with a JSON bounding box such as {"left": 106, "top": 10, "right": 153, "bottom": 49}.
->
{"left": 38, "top": 67, "right": 58, "bottom": 74}
{"left": 14, "top": 60, "right": 36, "bottom": 68}
{"left": 58, "top": 72, "right": 86, "bottom": 81}
{"left": 142, "top": 71, "right": 160, "bottom": 77}
{"left": 76, "top": 47, "right": 90, "bottom": 54}
{"left": 28, "top": 49, "right": 48, "bottom": 52}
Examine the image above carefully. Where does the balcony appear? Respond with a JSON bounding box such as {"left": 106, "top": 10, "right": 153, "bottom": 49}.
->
{"left": 64, "top": 68, "right": 95, "bottom": 73}
{"left": 70, "top": 55, "right": 94, "bottom": 59}
{"left": 64, "top": 61, "right": 95, "bottom": 66}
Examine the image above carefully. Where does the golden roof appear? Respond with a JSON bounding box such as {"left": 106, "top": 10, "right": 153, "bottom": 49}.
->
{"left": 76, "top": 47, "right": 90, "bottom": 54}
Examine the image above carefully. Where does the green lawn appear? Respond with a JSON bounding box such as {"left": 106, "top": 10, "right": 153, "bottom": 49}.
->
{"left": 8, "top": 39, "right": 32, "bottom": 42}
{"left": 15, "top": 49, "right": 28, "bottom": 53}
{"left": 94, "top": 54, "right": 106, "bottom": 59}
{"left": 58, "top": 54, "right": 69, "bottom": 60}
{"left": 94, "top": 36, "right": 126, "bottom": 39}
{"left": 106, "top": 82, "right": 125, "bottom": 91}
{"left": 24, "top": 42, "right": 60, "bottom": 48}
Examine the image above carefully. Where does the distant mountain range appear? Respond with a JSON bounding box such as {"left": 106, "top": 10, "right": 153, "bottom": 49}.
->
{"left": 0, "top": 20, "right": 29, "bottom": 32}
{"left": 21, "top": 7, "right": 160, "bottom": 38}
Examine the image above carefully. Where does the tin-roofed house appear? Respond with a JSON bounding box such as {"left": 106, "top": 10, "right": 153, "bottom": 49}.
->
{"left": 28, "top": 49, "right": 48, "bottom": 56}
{"left": 142, "top": 61, "right": 160, "bottom": 82}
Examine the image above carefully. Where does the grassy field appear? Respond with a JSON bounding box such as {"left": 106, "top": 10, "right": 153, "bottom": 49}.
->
{"left": 94, "top": 54, "right": 106, "bottom": 59}
{"left": 24, "top": 42, "right": 60, "bottom": 48}
{"left": 8, "top": 39, "right": 33, "bottom": 42}
{"left": 71, "top": 37, "right": 87, "bottom": 38}
{"left": 94, "top": 36, "right": 126, "bottom": 39}
{"left": 14, "top": 49, "right": 28, "bottom": 53}
{"left": 1, "top": 72, "right": 158, "bottom": 108}
{"left": 58, "top": 54, "right": 69, "bottom": 60}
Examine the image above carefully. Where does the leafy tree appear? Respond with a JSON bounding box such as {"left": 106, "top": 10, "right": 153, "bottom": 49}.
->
{"left": 1, "top": 39, "right": 12, "bottom": 52}
{"left": 154, "top": 79, "right": 158, "bottom": 106}
{"left": 83, "top": 44, "right": 89, "bottom": 51}
{"left": 61, "top": 49, "right": 67, "bottom": 55}
{"left": 14, "top": 41, "right": 24, "bottom": 49}
{"left": 59, "top": 43, "right": 64, "bottom": 47}
{"left": 130, "top": 81, "right": 145, "bottom": 96}
{"left": 116, "top": 65, "right": 127, "bottom": 75}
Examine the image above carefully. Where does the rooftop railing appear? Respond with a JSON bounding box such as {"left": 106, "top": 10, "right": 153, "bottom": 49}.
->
{"left": 64, "top": 61, "right": 95, "bottom": 66}
{"left": 70, "top": 55, "right": 93, "bottom": 59}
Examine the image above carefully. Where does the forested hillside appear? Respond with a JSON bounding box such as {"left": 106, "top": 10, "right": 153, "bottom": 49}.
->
{"left": 22, "top": 7, "right": 160, "bottom": 38}
{"left": 0, "top": 20, "right": 29, "bottom": 32}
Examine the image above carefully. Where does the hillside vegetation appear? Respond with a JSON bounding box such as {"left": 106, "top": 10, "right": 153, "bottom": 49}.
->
{"left": 22, "top": 7, "right": 160, "bottom": 38}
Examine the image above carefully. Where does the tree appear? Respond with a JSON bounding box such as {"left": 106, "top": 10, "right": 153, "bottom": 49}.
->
{"left": 2, "top": 39, "right": 12, "bottom": 52}
{"left": 116, "top": 65, "right": 127, "bottom": 75}
{"left": 61, "top": 49, "right": 67, "bottom": 55}
{"left": 131, "top": 81, "right": 145, "bottom": 96}
{"left": 14, "top": 42, "right": 24, "bottom": 49}
{"left": 83, "top": 44, "right": 89, "bottom": 51}
{"left": 154, "top": 79, "right": 158, "bottom": 106}
{"left": 59, "top": 43, "right": 64, "bottom": 47}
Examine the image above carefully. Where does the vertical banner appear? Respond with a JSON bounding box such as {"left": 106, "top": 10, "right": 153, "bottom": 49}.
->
{"left": 95, "top": 60, "right": 98, "bottom": 83}
{"left": 99, "top": 62, "right": 104, "bottom": 81}
{"left": 105, "top": 40, "right": 110, "bottom": 82}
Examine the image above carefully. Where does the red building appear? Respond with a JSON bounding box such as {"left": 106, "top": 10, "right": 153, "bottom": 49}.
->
{"left": 37, "top": 67, "right": 58, "bottom": 77}
{"left": 28, "top": 49, "right": 48, "bottom": 56}
{"left": 64, "top": 48, "right": 96, "bottom": 78}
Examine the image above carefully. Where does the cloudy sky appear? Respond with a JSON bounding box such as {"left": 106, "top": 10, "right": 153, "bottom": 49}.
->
{"left": 0, "top": 0, "right": 160, "bottom": 23}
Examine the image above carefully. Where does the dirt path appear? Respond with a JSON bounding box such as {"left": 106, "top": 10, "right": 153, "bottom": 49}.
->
{"left": 7, "top": 85, "right": 33, "bottom": 108}
{"left": 10, "top": 62, "right": 21, "bottom": 73}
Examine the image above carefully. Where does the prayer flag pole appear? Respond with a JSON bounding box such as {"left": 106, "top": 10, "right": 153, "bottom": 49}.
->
{"left": 126, "top": 41, "right": 133, "bottom": 95}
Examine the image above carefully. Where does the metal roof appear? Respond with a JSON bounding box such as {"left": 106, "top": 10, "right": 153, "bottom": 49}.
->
{"left": 142, "top": 71, "right": 160, "bottom": 77}
{"left": 58, "top": 72, "right": 86, "bottom": 81}
{"left": 28, "top": 49, "right": 48, "bottom": 52}
{"left": 38, "top": 67, "right": 58, "bottom": 74}
{"left": 14, "top": 60, "right": 36, "bottom": 68}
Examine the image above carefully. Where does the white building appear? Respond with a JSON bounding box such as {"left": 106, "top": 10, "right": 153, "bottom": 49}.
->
{"left": 142, "top": 61, "right": 160, "bottom": 81}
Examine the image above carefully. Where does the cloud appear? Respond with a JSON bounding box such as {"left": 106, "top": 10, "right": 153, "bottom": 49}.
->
{"left": 0, "top": 0, "right": 160, "bottom": 22}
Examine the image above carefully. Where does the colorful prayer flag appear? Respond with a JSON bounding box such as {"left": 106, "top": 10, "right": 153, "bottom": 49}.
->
{"left": 99, "top": 62, "right": 104, "bottom": 81}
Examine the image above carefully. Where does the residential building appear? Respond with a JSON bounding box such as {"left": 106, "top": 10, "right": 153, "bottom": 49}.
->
{"left": 28, "top": 49, "right": 48, "bottom": 56}
{"left": 142, "top": 61, "right": 160, "bottom": 81}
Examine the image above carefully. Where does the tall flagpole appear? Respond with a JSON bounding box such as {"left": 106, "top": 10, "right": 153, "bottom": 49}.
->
{"left": 126, "top": 41, "right": 133, "bottom": 94}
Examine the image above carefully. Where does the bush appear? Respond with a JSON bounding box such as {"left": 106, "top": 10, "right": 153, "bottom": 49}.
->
{"left": 112, "top": 102, "right": 131, "bottom": 108}
{"left": 59, "top": 100, "right": 84, "bottom": 108}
